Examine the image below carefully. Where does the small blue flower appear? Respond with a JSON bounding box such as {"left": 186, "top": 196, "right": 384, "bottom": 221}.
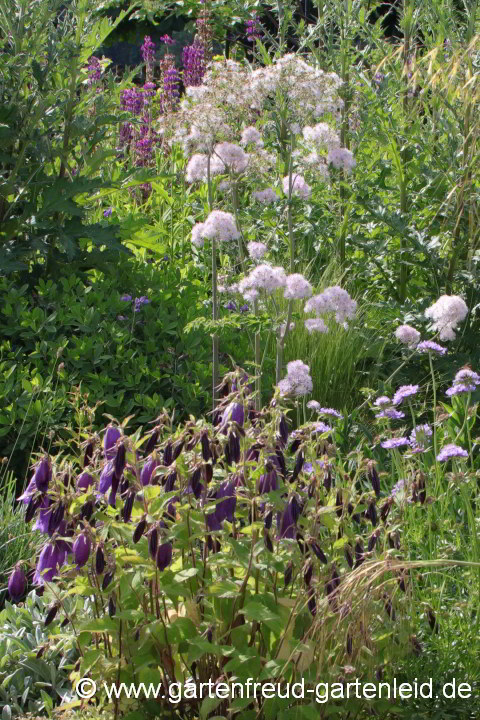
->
{"left": 103, "top": 208, "right": 113, "bottom": 218}
{"left": 121, "top": 294, "right": 132, "bottom": 302}
{"left": 134, "top": 296, "right": 151, "bottom": 312}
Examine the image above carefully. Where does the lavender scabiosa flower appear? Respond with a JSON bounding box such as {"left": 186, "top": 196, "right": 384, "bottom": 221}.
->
{"left": 8, "top": 565, "right": 26, "bottom": 602}
{"left": 390, "top": 478, "right": 406, "bottom": 498}
{"left": 417, "top": 340, "right": 447, "bottom": 355}
{"left": 436, "top": 443, "right": 468, "bottom": 462}
{"left": 446, "top": 383, "right": 477, "bottom": 397}
{"left": 381, "top": 437, "right": 410, "bottom": 449}
{"left": 278, "top": 360, "right": 313, "bottom": 397}
{"left": 425, "top": 295, "right": 468, "bottom": 341}
{"left": 374, "top": 396, "right": 391, "bottom": 407}
{"left": 252, "top": 188, "right": 277, "bottom": 204}
{"left": 282, "top": 174, "right": 311, "bottom": 199}
{"left": 409, "top": 424, "right": 432, "bottom": 450}
{"left": 183, "top": 41, "right": 206, "bottom": 87}
{"left": 376, "top": 409, "right": 405, "bottom": 420}
{"left": 392, "top": 384, "right": 419, "bottom": 405}
{"left": 454, "top": 367, "right": 480, "bottom": 385}
{"left": 284, "top": 274, "right": 313, "bottom": 300}
{"left": 395, "top": 324, "right": 420, "bottom": 347}
{"left": 312, "top": 421, "right": 332, "bottom": 435}
{"left": 317, "top": 407, "right": 343, "bottom": 419}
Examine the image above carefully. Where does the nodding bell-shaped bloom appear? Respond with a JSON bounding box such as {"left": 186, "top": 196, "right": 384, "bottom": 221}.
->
{"left": 34, "top": 456, "right": 51, "bottom": 492}
{"left": 8, "top": 565, "right": 26, "bottom": 602}
{"left": 141, "top": 456, "right": 158, "bottom": 486}
{"left": 73, "top": 533, "right": 91, "bottom": 568}
{"left": 258, "top": 464, "right": 277, "bottom": 494}
{"left": 34, "top": 542, "right": 67, "bottom": 585}
{"left": 103, "top": 425, "right": 122, "bottom": 460}
{"left": 221, "top": 402, "right": 245, "bottom": 429}
{"left": 18, "top": 477, "right": 37, "bottom": 505}
{"left": 156, "top": 542, "right": 173, "bottom": 571}
{"left": 277, "top": 495, "right": 301, "bottom": 540}
{"left": 99, "top": 460, "right": 115, "bottom": 494}
{"left": 77, "top": 471, "right": 94, "bottom": 492}
{"left": 214, "top": 479, "right": 237, "bottom": 524}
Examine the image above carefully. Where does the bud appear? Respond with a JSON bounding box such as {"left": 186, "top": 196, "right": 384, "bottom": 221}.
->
{"left": 114, "top": 443, "right": 126, "bottom": 481}
{"left": 140, "top": 456, "right": 158, "bottom": 486}
{"left": 323, "top": 465, "right": 332, "bottom": 493}
{"left": 103, "top": 570, "right": 114, "bottom": 591}
{"left": 264, "top": 509, "right": 273, "bottom": 530}
{"left": 95, "top": 545, "right": 105, "bottom": 574}
{"left": 427, "top": 608, "right": 438, "bottom": 633}
{"left": 354, "top": 540, "right": 364, "bottom": 568}
{"left": 380, "top": 497, "right": 393, "bottom": 523}
{"left": 163, "top": 440, "right": 173, "bottom": 467}
{"left": 275, "top": 446, "right": 286, "bottom": 477}
{"left": 173, "top": 440, "right": 184, "bottom": 461}
{"left": 133, "top": 518, "right": 147, "bottom": 543}
{"left": 307, "top": 586, "right": 316, "bottom": 616}
{"left": 145, "top": 428, "right": 159, "bottom": 455}
{"left": 344, "top": 544, "right": 354, "bottom": 569}
{"left": 290, "top": 438, "right": 301, "bottom": 454}
{"left": 304, "top": 560, "right": 313, "bottom": 586}
{"left": 335, "top": 490, "right": 343, "bottom": 518}
{"left": 365, "top": 499, "right": 378, "bottom": 527}
{"left": 84, "top": 439, "right": 95, "bottom": 467}
{"left": 77, "top": 471, "right": 94, "bottom": 492}
{"left": 291, "top": 449, "right": 304, "bottom": 483}
{"left": 383, "top": 593, "right": 395, "bottom": 621}
{"left": 104, "top": 425, "right": 121, "bottom": 460}
{"left": 346, "top": 633, "right": 353, "bottom": 656}
{"left": 263, "top": 530, "right": 273, "bottom": 553}
{"left": 80, "top": 499, "right": 94, "bottom": 522}
{"left": 108, "top": 596, "right": 116, "bottom": 617}
{"left": 307, "top": 479, "right": 316, "bottom": 499}
{"left": 122, "top": 490, "right": 135, "bottom": 523}
{"left": 367, "top": 531, "right": 378, "bottom": 552}
{"left": 25, "top": 495, "right": 41, "bottom": 523}
{"left": 149, "top": 527, "right": 159, "bottom": 559}
{"left": 367, "top": 461, "right": 380, "bottom": 498}
{"left": 284, "top": 561, "right": 293, "bottom": 588}
{"left": 44, "top": 604, "right": 59, "bottom": 627}
{"left": 278, "top": 415, "right": 289, "bottom": 448}
{"left": 200, "top": 432, "right": 211, "bottom": 461}
{"left": 309, "top": 540, "right": 327, "bottom": 565}
{"left": 8, "top": 565, "right": 26, "bottom": 602}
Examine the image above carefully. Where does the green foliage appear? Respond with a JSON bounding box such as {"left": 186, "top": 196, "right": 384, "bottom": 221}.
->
{"left": 0, "top": 591, "right": 76, "bottom": 717}
{"left": 0, "top": 0, "right": 133, "bottom": 274}
{"left": 0, "top": 255, "right": 210, "bottom": 478}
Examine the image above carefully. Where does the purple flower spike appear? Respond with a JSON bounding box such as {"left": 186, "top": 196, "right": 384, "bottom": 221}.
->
{"left": 104, "top": 426, "right": 121, "bottom": 460}
{"left": 34, "top": 456, "right": 51, "bottom": 492}
{"left": 73, "top": 533, "right": 91, "bottom": 568}
{"left": 436, "top": 444, "right": 468, "bottom": 462}
{"left": 160, "top": 34, "right": 175, "bottom": 45}
{"left": 141, "top": 36, "right": 156, "bottom": 65}
{"left": 182, "top": 41, "right": 206, "bottom": 87}
{"left": 8, "top": 565, "right": 26, "bottom": 602}
{"left": 156, "top": 542, "right": 173, "bottom": 571}
{"left": 134, "top": 296, "right": 151, "bottom": 312}
{"left": 34, "top": 542, "right": 66, "bottom": 585}
{"left": 121, "top": 294, "right": 132, "bottom": 302}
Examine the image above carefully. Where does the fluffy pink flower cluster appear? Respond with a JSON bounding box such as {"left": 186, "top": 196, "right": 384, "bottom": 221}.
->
{"left": 327, "top": 147, "right": 356, "bottom": 173}
{"left": 302, "top": 123, "right": 340, "bottom": 149}
{"left": 238, "top": 264, "right": 287, "bottom": 301}
{"left": 304, "top": 285, "right": 357, "bottom": 330}
{"left": 278, "top": 360, "right": 313, "bottom": 397}
{"left": 191, "top": 211, "right": 240, "bottom": 246}
{"left": 240, "top": 126, "right": 263, "bottom": 147}
{"left": 247, "top": 241, "right": 268, "bottom": 260}
{"left": 282, "top": 174, "right": 311, "bottom": 199}
{"left": 213, "top": 142, "right": 249, "bottom": 174}
{"left": 425, "top": 295, "right": 468, "bottom": 340}
{"left": 284, "top": 273, "right": 313, "bottom": 300}
{"left": 252, "top": 188, "right": 277, "bottom": 204}
{"left": 394, "top": 324, "right": 421, "bottom": 347}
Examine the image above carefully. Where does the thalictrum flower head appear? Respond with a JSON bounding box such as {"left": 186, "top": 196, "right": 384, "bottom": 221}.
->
{"left": 425, "top": 295, "right": 468, "bottom": 341}
{"left": 282, "top": 174, "right": 311, "bottom": 199}
{"left": 305, "top": 318, "right": 328, "bottom": 333}
{"left": 284, "top": 274, "right": 313, "bottom": 300}
{"left": 436, "top": 443, "right": 468, "bottom": 462}
{"left": 247, "top": 241, "right": 267, "bottom": 260}
{"left": 252, "top": 188, "right": 277, "bottom": 204}
{"left": 278, "top": 360, "right": 313, "bottom": 397}
{"left": 394, "top": 324, "right": 420, "bottom": 347}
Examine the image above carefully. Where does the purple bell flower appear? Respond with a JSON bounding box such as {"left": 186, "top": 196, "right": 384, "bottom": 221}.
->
{"left": 34, "top": 456, "right": 51, "bottom": 492}
{"left": 215, "top": 479, "right": 237, "bottom": 523}
{"left": 73, "top": 533, "right": 91, "bottom": 568}
{"left": 99, "top": 460, "right": 115, "bottom": 494}
{"left": 104, "top": 426, "right": 122, "bottom": 460}
{"left": 221, "top": 402, "right": 245, "bottom": 428}
{"left": 77, "top": 471, "right": 94, "bottom": 492}
{"left": 34, "top": 542, "right": 67, "bottom": 585}
{"left": 33, "top": 496, "right": 54, "bottom": 534}
{"left": 258, "top": 465, "right": 278, "bottom": 494}
{"left": 278, "top": 495, "right": 301, "bottom": 540}
{"left": 140, "top": 456, "right": 158, "bottom": 486}
{"left": 8, "top": 565, "right": 26, "bottom": 602}
{"left": 156, "top": 542, "right": 173, "bottom": 571}
{"left": 18, "top": 477, "right": 37, "bottom": 504}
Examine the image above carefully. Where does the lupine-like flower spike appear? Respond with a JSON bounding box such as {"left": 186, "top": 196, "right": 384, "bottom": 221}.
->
{"left": 183, "top": 40, "right": 206, "bottom": 87}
